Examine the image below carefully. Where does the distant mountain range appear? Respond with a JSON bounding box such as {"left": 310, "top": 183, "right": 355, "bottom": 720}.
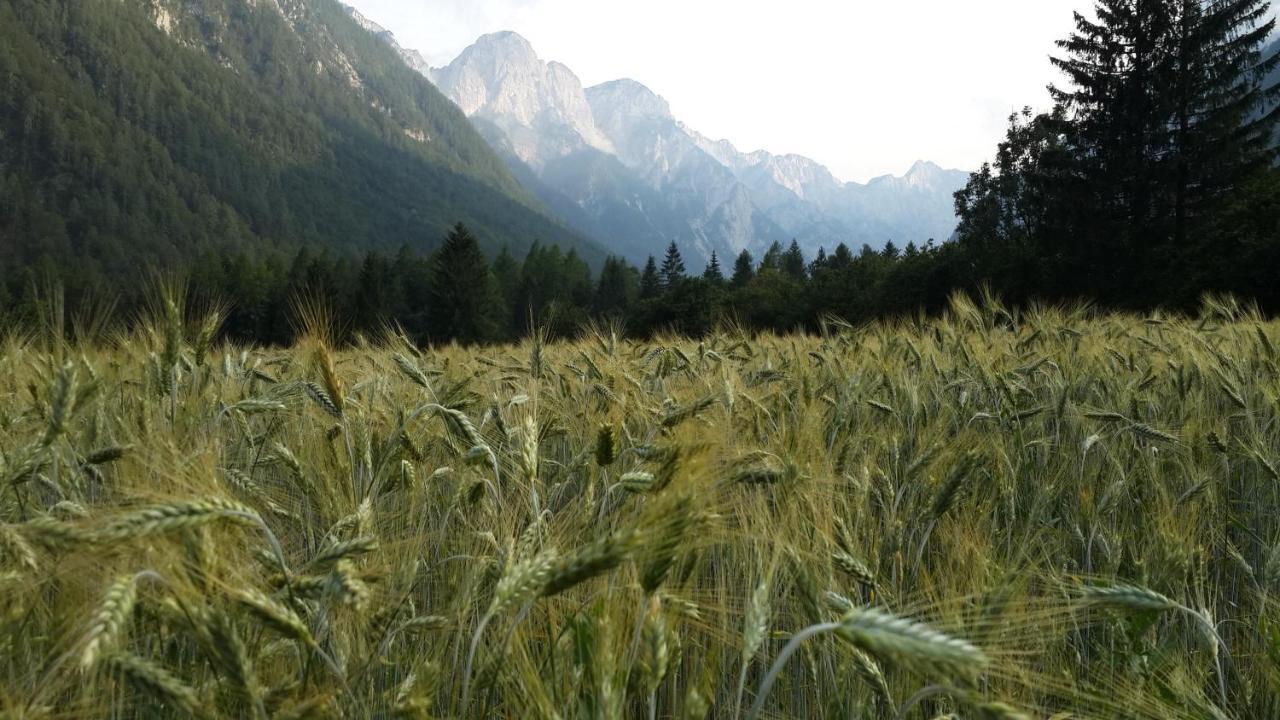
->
{"left": 345, "top": 11, "right": 971, "bottom": 265}
{"left": 0, "top": 0, "right": 601, "bottom": 285}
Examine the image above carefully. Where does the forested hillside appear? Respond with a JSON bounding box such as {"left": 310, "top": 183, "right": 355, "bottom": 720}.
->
{"left": 0, "top": 0, "right": 600, "bottom": 306}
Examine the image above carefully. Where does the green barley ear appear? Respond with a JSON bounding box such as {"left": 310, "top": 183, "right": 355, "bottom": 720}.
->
{"left": 82, "top": 574, "right": 143, "bottom": 669}
{"left": 488, "top": 550, "right": 559, "bottom": 616}
{"left": 394, "top": 353, "right": 432, "bottom": 390}
{"left": 833, "top": 550, "right": 876, "bottom": 588}
{"left": 90, "top": 497, "right": 261, "bottom": 545}
{"left": 314, "top": 344, "right": 345, "bottom": 415}
{"left": 620, "top": 472, "right": 655, "bottom": 493}
{"left": 305, "top": 382, "right": 343, "bottom": 419}
{"left": 594, "top": 423, "right": 618, "bottom": 467}
{"left": 834, "top": 606, "right": 988, "bottom": 677}
{"left": 637, "top": 596, "right": 670, "bottom": 695}
{"left": 1080, "top": 584, "right": 1179, "bottom": 613}
{"left": 273, "top": 693, "right": 340, "bottom": 720}
{"left": 1129, "top": 423, "right": 1179, "bottom": 445}
{"left": 0, "top": 525, "right": 38, "bottom": 572}
{"left": 515, "top": 513, "right": 547, "bottom": 561}
{"left": 84, "top": 445, "right": 131, "bottom": 466}
{"left": 931, "top": 451, "right": 978, "bottom": 519}
{"left": 640, "top": 495, "right": 695, "bottom": 595}
{"left": 233, "top": 588, "right": 315, "bottom": 647}
{"left": 681, "top": 685, "right": 710, "bottom": 720}
{"left": 849, "top": 647, "right": 893, "bottom": 707}
{"left": 307, "top": 536, "right": 379, "bottom": 572}
{"left": 105, "top": 653, "right": 205, "bottom": 718}
{"left": 733, "top": 576, "right": 772, "bottom": 719}
{"left": 542, "top": 529, "right": 637, "bottom": 598}
{"left": 742, "top": 580, "right": 771, "bottom": 663}
{"left": 392, "top": 661, "right": 440, "bottom": 719}
{"left": 42, "top": 363, "right": 77, "bottom": 446}
{"left": 327, "top": 559, "right": 371, "bottom": 611}
{"left": 519, "top": 415, "right": 539, "bottom": 484}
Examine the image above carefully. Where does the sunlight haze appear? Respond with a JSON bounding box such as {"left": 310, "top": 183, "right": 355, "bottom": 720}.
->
{"left": 343, "top": 0, "right": 1090, "bottom": 182}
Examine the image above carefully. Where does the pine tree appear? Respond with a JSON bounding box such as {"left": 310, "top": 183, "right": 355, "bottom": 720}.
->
{"left": 703, "top": 251, "right": 724, "bottom": 283}
{"left": 731, "top": 250, "right": 755, "bottom": 288}
{"left": 1046, "top": 0, "right": 1279, "bottom": 301}
{"left": 491, "top": 245, "right": 521, "bottom": 338}
{"left": 660, "top": 242, "right": 686, "bottom": 288}
{"left": 640, "top": 256, "right": 661, "bottom": 299}
{"left": 811, "top": 247, "right": 828, "bottom": 274}
{"left": 427, "top": 223, "right": 499, "bottom": 344}
{"left": 759, "top": 242, "right": 784, "bottom": 272}
{"left": 782, "top": 239, "right": 806, "bottom": 280}
{"left": 1166, "top": 0, "right": 1278, "bottom": 247}
{"left": 595, "top": 256, "right": 635, "bottom": 315}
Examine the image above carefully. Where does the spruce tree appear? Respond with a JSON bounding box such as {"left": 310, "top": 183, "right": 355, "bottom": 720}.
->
{"left": 594, "top": 256, "right": 635, "bottom": 315}
{"left": 640, "top": 256, "right": 661, "bottom": 299}
{"left": 1045, "top": 0, "right": 1278, "bottom": 301}
{"left": 731, "top": 250, "right": 755, "bottom": 288}
{"left": 759, "top": 242, "right": 784, "bottom": 272}
{"left": 703, "top": 251, "right": 725, "bottom": 283}
{"left": 782, "top": 239, "right": 807, "bottom": 280}
{"left": 660, "top": 242, "right": 686, "bottom": 288}
{"left": 1166, "top": 0, "right": 1278, "bottom": 247}
{"left": 427, "top": 223, "right": 499, "bottom": 345}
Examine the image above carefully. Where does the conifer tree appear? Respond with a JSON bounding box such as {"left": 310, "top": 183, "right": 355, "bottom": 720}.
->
{"left": 703, "top": 251, "right": 725, "bottom": 283}
{"left": 594, "top": 256, "right": 635, "bottom": 315}
{"left": 1166, "top": 0, "right": 1278, "bottom": 246}
{"left": 782, "top": 239, "right": 807, "bottom": 280}
{"left": 759, "top": 242, "right": 784, "bottom": 272}
{"left": 640, "top": 256, "right": 661, "bottom": 299}
{"left": 731, "top": 250, "right": 755, "bottom": 288}
{"left": 427, "top": 223, "right": 499, "bottom": 344}
{"left": 660, "top": 241, "right": 686, "bottom": 288}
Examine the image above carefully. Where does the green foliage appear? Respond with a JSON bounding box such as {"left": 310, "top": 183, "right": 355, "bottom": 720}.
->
{"left": 428, "top": 224, "right": 501, "bottom": 345}
{"left": 0, "top": 0, "right": 599, "bottom": 308}
{"left": 954, "top": 0, "right": 1280, "bottom": 308}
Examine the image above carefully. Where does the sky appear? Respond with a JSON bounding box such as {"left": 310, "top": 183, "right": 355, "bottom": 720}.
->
{"left": 343, "top": 0, "right": 1277, "bottom": 183}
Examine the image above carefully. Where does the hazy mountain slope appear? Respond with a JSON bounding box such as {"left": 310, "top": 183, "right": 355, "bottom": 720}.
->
{"left": 416, "top": 31, "right": 968, "bottom": 264}
{"left": 433, "top": 32, "right": 614, "bottom": 169}
{"left": 0, "top": 0, "right": 601, "bottom": 286}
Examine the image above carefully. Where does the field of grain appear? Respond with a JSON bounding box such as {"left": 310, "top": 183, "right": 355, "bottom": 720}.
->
{"left": 1, "top": 291, "right": 1278, "bottom": 719}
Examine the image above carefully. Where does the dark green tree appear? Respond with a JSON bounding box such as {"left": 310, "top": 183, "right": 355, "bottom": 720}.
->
{"left": 703, "top": 251, "right": 725, "bottom": 283}
{"left": 731, "top": 250, "right": 755, "bottom": 288}
{"left": 594, "top": 256, "right": 636, "bottom": 316}
{"left": 660, "top": 242, "right": 686, "bottom": 289}
{"left": 782, "top": 239, "right": 807, "bottom": 280}
{"left": 759, "top": 242, "right": 784, "bottom": 272}
{"left": 427, "top": 223, "right": 499, "bottom": 344}
{"left": 640, "top": 256, "right": 661, "bottom": 299}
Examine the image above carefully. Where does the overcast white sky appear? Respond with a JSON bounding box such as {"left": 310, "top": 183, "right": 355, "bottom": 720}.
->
{"left": 343, "top": 0, "right": 1276, "bottom": 183}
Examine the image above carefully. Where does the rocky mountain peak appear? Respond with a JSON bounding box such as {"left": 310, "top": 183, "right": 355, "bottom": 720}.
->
{"left": 585, "top": 79, "right": 673, "bottom": 122}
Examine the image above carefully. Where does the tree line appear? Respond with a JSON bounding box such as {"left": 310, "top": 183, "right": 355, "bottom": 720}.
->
{"left": 3, "top": 0, "right": 1278, "bottom": 344}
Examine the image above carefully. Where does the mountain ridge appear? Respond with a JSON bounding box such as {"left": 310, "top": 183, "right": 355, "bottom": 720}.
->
{"left": 0, "top": 0, "right": 605, "bottom": 288}
{"left": 412, "top": 29, "right": 970, "bottom": 264}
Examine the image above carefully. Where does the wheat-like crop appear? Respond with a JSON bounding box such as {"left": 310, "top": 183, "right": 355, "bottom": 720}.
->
{"left": 1, "top": 292, "right": 1276, "bottom": 719}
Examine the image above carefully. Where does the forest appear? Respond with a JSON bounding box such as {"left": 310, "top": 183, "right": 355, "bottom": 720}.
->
{"left": 5, "top": 1, "right": 1279, "bottom": 344}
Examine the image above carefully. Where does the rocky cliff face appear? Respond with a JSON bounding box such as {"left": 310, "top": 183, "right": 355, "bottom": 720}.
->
{"left": 358, "top": 23, "right": 971, "bottom": 264}
{"left": 432, "top": 32, "right": 614, "bottom": 169}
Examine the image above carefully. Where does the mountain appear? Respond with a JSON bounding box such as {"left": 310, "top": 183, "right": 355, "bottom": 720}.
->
{"left": 432, "top": 32, "right": 614, "bottom": 169}
{"left": 0, "top": 0, "right": 602, "bottom": 290}
{"left": 418, "top": 31, "right": 969, "bottom": 265}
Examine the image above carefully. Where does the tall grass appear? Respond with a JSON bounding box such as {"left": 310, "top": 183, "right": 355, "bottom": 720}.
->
{"left": 0, "top": 291, "right": 1277, "bottom": 718}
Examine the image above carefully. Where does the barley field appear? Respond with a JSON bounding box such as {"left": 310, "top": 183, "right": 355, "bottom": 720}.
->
{"left": 2, "top": 291, "right": 1279, "bottom": 719}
